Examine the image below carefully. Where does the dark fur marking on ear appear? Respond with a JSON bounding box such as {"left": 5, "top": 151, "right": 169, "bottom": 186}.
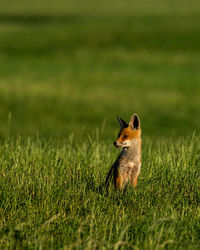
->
{"left": 129, "top": 114, "right": 140, "bottom": 130}
{"left": 133, "top": 116, "right": 139, "bottom": 129}
{"left": 117, "top": 116, "right": 128, "bottom": 129}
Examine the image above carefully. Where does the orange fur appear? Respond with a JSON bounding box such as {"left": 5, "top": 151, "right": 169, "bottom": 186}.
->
{"left": 133, "top": 177, "right": 138, "bottom": 187}
{"left": 115, "top": 175, "right": 123, "bottom": 190}
{"left": 117, "top": 127, "right": 141, "bottom": 144}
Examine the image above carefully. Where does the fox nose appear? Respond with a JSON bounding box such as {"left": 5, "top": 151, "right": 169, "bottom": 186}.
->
{"left": 113, "top": 141, "right": 118, "bottom": 147}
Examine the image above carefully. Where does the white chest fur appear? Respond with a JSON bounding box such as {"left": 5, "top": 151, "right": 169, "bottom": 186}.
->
{"left": 128, "top": 162, "right": 135, "bottom": 167}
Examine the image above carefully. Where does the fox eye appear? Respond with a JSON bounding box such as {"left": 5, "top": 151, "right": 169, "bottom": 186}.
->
{"left": 123, "top": 135, "right": 128, "bottom": 139}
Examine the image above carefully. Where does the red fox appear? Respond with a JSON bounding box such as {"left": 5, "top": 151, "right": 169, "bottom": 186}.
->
{"left": 105, "top": 114, "right": 142, "bottom": 191}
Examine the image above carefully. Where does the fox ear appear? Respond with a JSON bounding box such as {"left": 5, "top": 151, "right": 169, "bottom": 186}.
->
{"left": 129, "top": 113, "right": 140, "bottom": 130}
{"left": 117, "top": 115, "right": 128, "bottom": 129}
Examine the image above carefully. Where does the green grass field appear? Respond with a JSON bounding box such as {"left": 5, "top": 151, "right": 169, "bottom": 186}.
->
{"left": 0, "top": 0, "right": 200, "bottom": 249}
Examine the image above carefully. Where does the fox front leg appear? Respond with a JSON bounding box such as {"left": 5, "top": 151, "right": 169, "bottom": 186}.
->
{"left": 114, "top": 175, "right": 124, "bottom": 190}
{"left": 130, "top": 162, "right": 141, "bottom": 188}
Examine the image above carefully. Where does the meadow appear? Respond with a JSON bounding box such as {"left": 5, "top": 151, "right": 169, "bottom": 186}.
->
{"left": 0, "top": 0, "right": 200, "bottom": 249}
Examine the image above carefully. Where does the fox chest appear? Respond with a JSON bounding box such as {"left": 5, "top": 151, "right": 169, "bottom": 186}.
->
{"left": 117, "top": 161, "right": 140, "bottom": 182}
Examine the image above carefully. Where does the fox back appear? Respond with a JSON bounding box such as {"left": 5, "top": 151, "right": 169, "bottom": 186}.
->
{"left": 105, "top": 113, "right": 142, "bottom": 190}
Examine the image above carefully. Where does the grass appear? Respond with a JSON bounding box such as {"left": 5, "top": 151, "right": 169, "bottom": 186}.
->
{"left": 0, "top": 0, "right": 200, "bottom": 248}
{"left": 0, "top": 0, "right": 200, "bottom": 139}
{"left": 0, "top": 136, "right": 200, "bottom": 249}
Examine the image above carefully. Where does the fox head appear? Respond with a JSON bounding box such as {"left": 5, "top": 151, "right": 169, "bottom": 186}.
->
{"left": 113, "top": 113, "right": 141, "bottom": 148}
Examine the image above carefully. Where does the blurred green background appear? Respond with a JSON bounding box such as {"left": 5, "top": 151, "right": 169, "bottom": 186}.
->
{"left": 0, "top": 0, "right": 200, "bottom": 141}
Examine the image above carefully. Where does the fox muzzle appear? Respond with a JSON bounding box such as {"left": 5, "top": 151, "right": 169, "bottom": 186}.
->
{"left": 113, "top": 141, "right": 119, "bottom": 147}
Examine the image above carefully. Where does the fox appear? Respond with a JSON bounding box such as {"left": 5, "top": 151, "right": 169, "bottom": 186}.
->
{"left": 105, "top": 113, "right": 142, "bottom": 191}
